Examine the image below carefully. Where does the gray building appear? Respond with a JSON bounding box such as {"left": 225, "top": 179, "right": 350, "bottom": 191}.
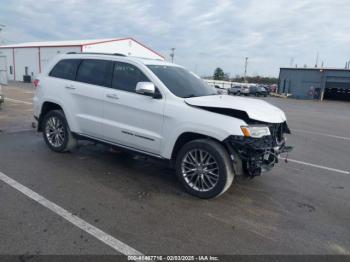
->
{"left": 278, "top": 68, "right": 350, "bottom": 101}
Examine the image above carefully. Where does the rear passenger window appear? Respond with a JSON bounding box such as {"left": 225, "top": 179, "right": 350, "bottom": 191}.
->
{"left": 112, "top": 62, "right": 149, "bottom": 92}
{"left": 76, "top": 59, "right": 113, "bottom": 87}
{"left": 49, "top": 59, "right": 81, "bottom": 80}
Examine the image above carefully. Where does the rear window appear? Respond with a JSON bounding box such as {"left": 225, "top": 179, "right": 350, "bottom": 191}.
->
{"left": 49, "top": 59, "right": 81, "bottom": 80}
{"left": 76, "top": 59, "right": 113, "bottom": 87}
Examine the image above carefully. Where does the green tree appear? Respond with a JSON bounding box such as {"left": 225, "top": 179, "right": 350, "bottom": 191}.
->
{"left": 213, "top": 67, "right": 225, "bottom": 80}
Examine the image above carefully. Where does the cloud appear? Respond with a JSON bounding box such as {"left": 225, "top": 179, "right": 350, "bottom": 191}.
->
{"left": 1, "top": 0, "right": 349, "bottom": 76}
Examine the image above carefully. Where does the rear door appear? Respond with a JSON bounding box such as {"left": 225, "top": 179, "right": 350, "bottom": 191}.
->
{"left": 102, "top": 61, "right": 164, "bottom": 155}
{"left": 47, "top": 59, "right": 82, "bottom": 132}
{"left": 71, "top": 59, "right": 113, "bottom": 137}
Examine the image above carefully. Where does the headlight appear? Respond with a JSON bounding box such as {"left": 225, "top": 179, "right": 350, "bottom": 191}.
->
{"left": 241, "top": 125, "right": 271, "bottom": 138}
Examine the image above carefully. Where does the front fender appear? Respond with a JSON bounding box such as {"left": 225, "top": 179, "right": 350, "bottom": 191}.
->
{"left": 160, "top": 113, "right": 246, "bottom": 159}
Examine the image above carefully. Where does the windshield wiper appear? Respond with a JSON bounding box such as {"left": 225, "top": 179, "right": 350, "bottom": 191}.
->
{"left": 184, "top": 94, "right": 196, "bottom": 98}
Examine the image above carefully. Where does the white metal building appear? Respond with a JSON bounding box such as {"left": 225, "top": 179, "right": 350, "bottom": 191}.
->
{"left": 0, "top": 37, "right": 164, "bottom": 82}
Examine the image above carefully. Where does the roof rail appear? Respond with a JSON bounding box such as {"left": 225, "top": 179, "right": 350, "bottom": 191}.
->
{"left": 131, "top": 56, "right": 164, "bottom": 61}
{"left": 66, "top": 52, "right": 127, "bottom": 57}
{"left": 113, "top": 53, "right": 127, "bottom": 56}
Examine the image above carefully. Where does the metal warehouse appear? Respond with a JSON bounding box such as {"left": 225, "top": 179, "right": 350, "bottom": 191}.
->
{"left": 0, "top": 37, "right": 164, "bottom": 83}
{"left": 279, "top": 67, "right": 350, "bottom": 101}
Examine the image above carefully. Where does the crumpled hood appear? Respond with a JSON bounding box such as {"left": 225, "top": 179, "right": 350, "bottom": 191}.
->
{"left": 185, "top": 95, "right": 287, "bottom": 123}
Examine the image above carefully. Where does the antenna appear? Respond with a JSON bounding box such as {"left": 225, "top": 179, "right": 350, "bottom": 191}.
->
{"left": 315, "top": 52, "right": 319, "bottom": 68}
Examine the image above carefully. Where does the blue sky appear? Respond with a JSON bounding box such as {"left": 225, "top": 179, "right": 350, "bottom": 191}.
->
{"left": 1, "top": 0, "right": 349, "bottom": 77}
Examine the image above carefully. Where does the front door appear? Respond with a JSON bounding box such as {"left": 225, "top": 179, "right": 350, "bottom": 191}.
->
{"left": 103, "top": 62, "right": 164, "bottom": 155}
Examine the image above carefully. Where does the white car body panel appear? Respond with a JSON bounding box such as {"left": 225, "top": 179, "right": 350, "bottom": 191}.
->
{"left": 102, "top": 88, "right": 165, "bottom": 155}
{"left": 185, "top": 95, "right": 286, "bottom": 124}
{"left": 160, "top": 99, "right": 246, "bottom": 159}
{"left": 33, "top": 53, "right": 288, "bottom": 160}
{"left": 66, "top": 80, "right": 106, "bottom": 138}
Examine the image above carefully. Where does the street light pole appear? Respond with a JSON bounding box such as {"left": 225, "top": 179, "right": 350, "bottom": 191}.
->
{"left": 170, "top": 48, "right": 175, "bottom": 63}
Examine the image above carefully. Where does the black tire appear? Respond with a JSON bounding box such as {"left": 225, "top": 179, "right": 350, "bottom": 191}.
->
{"left": 236, "top": 91, "right": 240, "bottom": 96}
{"left": 42, "top": 110, "right": 76, "bottom": 153}
{"left": 175, "top": 139, "right": 234, "bottom": 199}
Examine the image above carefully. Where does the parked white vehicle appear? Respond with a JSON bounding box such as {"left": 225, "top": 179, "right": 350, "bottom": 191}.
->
{"left": 33, "top": 53, "right": 292, "bottom": 198}
{"left": 240, "top": 84, "right": 250, "bottom": 95}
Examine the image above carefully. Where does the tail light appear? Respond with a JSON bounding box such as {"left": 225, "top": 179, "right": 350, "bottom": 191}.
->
{"left": 33, "top": 79, "right": 39, "bottom": 88}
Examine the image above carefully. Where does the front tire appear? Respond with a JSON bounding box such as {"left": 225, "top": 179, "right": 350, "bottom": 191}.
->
{"left": 175, "top": 139, "right": 234, "bottom": 199}
{"left": 42, "top": 110, "right": 76, "bottom": 153}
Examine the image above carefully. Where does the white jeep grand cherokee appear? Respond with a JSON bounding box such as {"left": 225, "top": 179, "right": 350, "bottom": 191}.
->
{"left": 33, "top": 53, "right": 292, "bottom": 198}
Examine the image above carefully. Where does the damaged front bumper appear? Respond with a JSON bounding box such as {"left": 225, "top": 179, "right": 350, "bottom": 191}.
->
{"left": 224, "top": 122, "right": 293, "bottom": 177}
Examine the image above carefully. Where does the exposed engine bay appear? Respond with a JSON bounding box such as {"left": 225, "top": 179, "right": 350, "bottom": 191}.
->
{"left": 224, "top": 121, "right": 293, "bottom": 177}
{"left": 185, "top": 100, "right": 294, "bottom": 178}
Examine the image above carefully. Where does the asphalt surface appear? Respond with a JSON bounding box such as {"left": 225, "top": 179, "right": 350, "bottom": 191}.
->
{"left": 0, "top": 83, "right": 349, "bottom": 255}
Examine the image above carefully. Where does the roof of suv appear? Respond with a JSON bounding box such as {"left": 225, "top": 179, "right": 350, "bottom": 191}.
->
{"left": 63, "top": 52, "right": 175, "bottom": 66}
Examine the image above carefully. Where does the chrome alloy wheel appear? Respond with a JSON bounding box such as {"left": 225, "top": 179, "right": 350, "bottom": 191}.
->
{"left": 181, "top": 149, "right": 219, "bottom": 192}
{"left": 45, "top": 116, "right": 65, "bottom": 148}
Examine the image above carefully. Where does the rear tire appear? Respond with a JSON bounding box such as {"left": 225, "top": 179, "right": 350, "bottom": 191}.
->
{"left": 175, "top": 139, "right": 234, "bottom": 199}
{"left": 42, "top": 110, "right": 76, "bottom": 153}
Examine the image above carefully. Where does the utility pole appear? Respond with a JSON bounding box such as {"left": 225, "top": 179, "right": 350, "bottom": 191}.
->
{"left": 244, "top": 57, "right": 248, "bottom": 83}
{"left": 170, "top": 48, "right": 175, "bottom": 63}
{"left": 315, "top": 52, "right": 319, "bottom": 68}
{"left": 0, "top": 24, "right": 5, "bottom": 45}
{"left": 290, "top": 57, "right": 294, "bottom": 67}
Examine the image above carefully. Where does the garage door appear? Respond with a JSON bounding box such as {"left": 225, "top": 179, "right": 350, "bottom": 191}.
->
{"left": 324, "top": 82, "right": 350, "bottom": 101}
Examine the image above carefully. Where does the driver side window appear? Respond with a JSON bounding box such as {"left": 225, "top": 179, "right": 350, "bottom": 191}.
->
{"left": 112, "top": 62, "right": 149, "bottom": 93}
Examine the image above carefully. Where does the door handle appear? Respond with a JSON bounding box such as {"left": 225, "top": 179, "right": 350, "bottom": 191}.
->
{"left": 65, "top": 85, "right": 76, "bottom": 90}
{"left": 106, "top": 94, "right": 119, "bottom": 99}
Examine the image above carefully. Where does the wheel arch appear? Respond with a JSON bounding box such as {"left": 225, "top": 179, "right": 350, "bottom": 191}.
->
{"left": 170, "top": 132, "right": 223, "bottom": 161}
{"left": 38, "top": 101, "right": 72, "bottom": 132}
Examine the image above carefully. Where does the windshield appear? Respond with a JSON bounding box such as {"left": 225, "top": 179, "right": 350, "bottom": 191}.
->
{"left": 147, "top": 65, "right": 217, "bottom": 98}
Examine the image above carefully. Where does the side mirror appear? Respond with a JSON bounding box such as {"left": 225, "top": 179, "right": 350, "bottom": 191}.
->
{"left": 135, "top": 82, "right": 156, "bottom": 97}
